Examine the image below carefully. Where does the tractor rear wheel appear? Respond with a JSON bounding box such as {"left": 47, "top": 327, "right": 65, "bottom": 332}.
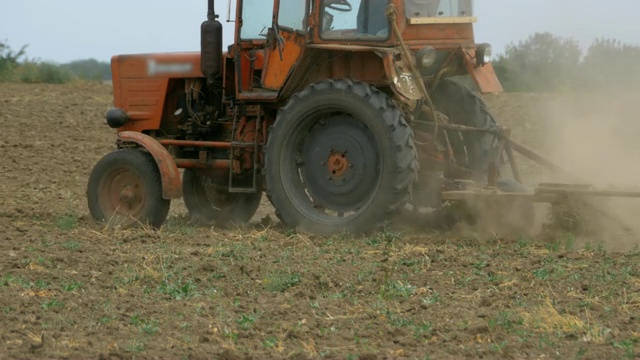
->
{"left": 431, "top": 79, "right": 500, "bottom": 174}
{"left": 182, "top": 169, "right": 262, "bottom": 224}
{"left": 87, "top": 149, "right": 170, "bottom": 228}
{"left": 265, "top": 79, "right": 417, "bottom": 235}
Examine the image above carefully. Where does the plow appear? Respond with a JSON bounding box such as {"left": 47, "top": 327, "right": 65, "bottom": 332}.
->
{"left": 428, "top": 121, "right": 640, "bottom": 234}
{"left": 86, "top": 0, "right": 640, "bottom": 237}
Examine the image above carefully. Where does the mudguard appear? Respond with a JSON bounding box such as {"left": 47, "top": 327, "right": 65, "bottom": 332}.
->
{"left": 117, "top": 131, "right": 183, "bottom": 200}
{"left": 461, "top": 47, "right": 504, "bottom": 94}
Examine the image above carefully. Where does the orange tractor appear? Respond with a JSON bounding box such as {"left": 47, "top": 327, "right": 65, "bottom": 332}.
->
{"left": 89, "top": 0, "right": 635, "bottom": 234}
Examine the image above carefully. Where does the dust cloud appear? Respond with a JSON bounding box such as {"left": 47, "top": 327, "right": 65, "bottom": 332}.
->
{"left": 481, "top": 87, "right": 640, "bottom": 250}
{"left": 535, "top": 89, "right": 640, "bottom": 250}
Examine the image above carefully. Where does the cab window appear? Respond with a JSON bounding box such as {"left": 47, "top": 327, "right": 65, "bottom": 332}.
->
{"left": 240, "top": 0, "right": 274, "bottom": 39}
{"left": 320, "top": 0, "right": 389, "bottom": 40}
{"left": 278, "top": 0, "right": 309, "bottom": 31}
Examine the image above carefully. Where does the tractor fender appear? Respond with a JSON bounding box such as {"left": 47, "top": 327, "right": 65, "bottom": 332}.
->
{"left": 461, "top": 47, "right": 504, "bottom": 94}
{"left": 116, "top": 131, "right": 183, "bottom": 200}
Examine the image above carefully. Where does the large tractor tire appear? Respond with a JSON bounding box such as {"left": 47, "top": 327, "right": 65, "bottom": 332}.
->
{"left": 182, "top": 169, "right": 262, "bottom": 224}
{"left": 87, "top": 149, "right": 170, "bottom": 228}
{"left": 430, "top": 79, "right": 500, "bottom": 174}
{"left": 411, "top": 79, "right": 501, "bottom": 210}
{"left": 264, "top": 79, "right": 418, "bottom": 235}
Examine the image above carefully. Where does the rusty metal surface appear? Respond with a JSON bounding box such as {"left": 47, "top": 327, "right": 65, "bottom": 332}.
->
{"left": 175, "top": 159, "right": 230, "bottom": 170}
{"left": 112, "top": 53, "right": 204, "bottom": 132}
{"left": 117, "top": 131, "right": 182, "bottom": 200}
{"left": 262, "top": 29, "right": 306, "bottom": 90}
{"left": 98, "top": 165, "right": 148, "bottom": 220}
{"left": 327, "top": 151, "right": 350, "bottom": 178}
{"left": 158, "top": 139, "right": 232, "bottom": 149}
{"left": 461, "top": 47, "right": 504, "bottom": 94}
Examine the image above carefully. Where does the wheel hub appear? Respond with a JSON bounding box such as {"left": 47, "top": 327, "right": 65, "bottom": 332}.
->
{"left": 299, "top": 115, "right": 380, "bottom": 213}
{"left": 119, "top": 186, "right": 138, "bottom": 204}
{"left": 100, "top": 169, "right": 146, "bottom": 215}
{"left": 327, "top": 151, "right": 350, "bottom": 178}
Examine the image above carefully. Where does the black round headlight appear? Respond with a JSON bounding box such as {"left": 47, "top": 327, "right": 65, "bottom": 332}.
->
{"left": 106, "top": 108, "right": 130, "bottom": 129}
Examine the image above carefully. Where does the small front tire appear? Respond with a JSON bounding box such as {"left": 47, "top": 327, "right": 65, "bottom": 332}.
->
{"left": 87, "top": 149, "right": 170, "bottom": 228}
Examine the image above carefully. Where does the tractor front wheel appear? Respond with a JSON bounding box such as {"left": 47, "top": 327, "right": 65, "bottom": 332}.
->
{"left": 182, "top": 169, "right": 262, "bottom": 224}
{"left": 265, "top": 79, "right": 417, "bottom": 235}
{"left": 87, "top": 149, "right": 170, "bottom": 228}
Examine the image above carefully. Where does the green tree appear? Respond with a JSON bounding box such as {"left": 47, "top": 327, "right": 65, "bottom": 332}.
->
{"left": 0, "top": 40, "right": 27, "bottom": 81}
{"left": 494, "top": 32, "right": 582, "bottom": 92}
{"left": 62, "top": 58, "right": 111, "bottom": 81}
{"left": 580, "top": 38, "right": 640, "bottom": 91}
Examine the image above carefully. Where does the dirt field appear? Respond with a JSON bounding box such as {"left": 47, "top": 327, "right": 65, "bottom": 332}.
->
{"left": 0, "top": 83, "right": 639, "bottom": 359}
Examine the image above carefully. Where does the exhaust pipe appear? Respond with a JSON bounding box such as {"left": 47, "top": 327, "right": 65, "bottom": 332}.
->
{"left": 201, "top": 0, "right": 223, "bottom": 80}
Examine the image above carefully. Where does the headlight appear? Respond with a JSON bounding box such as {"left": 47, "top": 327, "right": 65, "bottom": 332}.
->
{"left": 415, "top": 46, "right": 437, "bottom": 68}
{"left": 476, "top": 43, "right": 493, "bottom": 66}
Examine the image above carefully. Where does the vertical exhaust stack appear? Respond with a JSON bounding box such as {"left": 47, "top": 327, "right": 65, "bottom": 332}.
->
{"left": 201, "top": 0, "right": 223, "bottom": 81}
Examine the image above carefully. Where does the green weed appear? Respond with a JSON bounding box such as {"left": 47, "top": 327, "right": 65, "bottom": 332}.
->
{"left": 62, "top": 241, "right": 81, "bottom": 251}
{"left": 236, "top": 312, "right": 260, "bottom": 330}
{"left": 41, "top": 299, "right": 64, "bottom": 310}
{"left": 156, "top": 276, "right": 198, "bottom": 300}
{"left": 34, "top": 279, "right": 49, "bottom": 289}
{"left": 381, "top": 280, "right": 415, "bottom": 300}
{"left": 262, "top": 337, "right": 278, "bottom": 349}
{"left": 126, "top": 339, "right": 145, "bottom": 353}
{"left": 533, "top": 268, "right": 549, "bottom": 280}
{"left": 611, "top": 339, "right": 636, "bottom": 359}
{"left": 264, "top": 272, "right": 301, "bottom": 292}
{"left": 61, "top": 280, "right": 82, "bottom": 292}
{"left": 55, "top": 214, "right": 78, "bottom": 231}
{"left": 422, "top": 292, "right": 441, "bottom": 305}
{"left": 141, "top": 321, "right": 159, "bottom": 336}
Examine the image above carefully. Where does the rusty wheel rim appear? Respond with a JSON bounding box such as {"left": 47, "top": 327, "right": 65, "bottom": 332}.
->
{"left": 98, "top": 167, "right": 147, "bottom": 221}
{"left": 326, "top": 151, "right": 350, "bottom": 178}
{"left": 293, "top": 114, "right": 381, "bottom": 216}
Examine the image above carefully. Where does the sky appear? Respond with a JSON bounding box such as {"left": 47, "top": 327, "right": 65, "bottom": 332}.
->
{"left": 1, "top": 0, "right": 639, "bottom": 64}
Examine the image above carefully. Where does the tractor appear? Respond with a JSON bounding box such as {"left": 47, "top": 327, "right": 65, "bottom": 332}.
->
{"left": 88, "top": 0, "right": 640, "bottom": 235}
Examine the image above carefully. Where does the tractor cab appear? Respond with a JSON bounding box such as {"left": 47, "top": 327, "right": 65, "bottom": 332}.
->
{"left": 227, "top": 0, "right": 500, "bottom": 103}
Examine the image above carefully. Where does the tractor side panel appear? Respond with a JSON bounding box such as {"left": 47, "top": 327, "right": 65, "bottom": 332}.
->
{"left": 262, "top": 31, "right": 306, "bottom": 90}
{"left": 282, "top": 49, "right": 387, "bottom": 97}
{"left": 401, "top": 24, "right": 475, "bottom": 48}
{"left": 111, "top": 52, "right": 203, "bottom": 132}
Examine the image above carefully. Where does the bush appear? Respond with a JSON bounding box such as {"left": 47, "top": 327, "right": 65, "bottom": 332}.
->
{"left": 493, "top": 33, "right": 582, "bottom": 92}
{"left": 19, "top": 61, "right": 73, "bottom": 84}
{"left": 62, "top": 58, "right": 111, "bottom": 81}
{"left": 580, "top": 38, "right": 640, "bottom": 91}
{"left": 493, "top": 33, "right": 640, "bottom": 93}
{"left": 1, "top": 40, "right": 109, "bottom": 84}
{"left": 0, "top": 40, "right": 27, "bottom": 82}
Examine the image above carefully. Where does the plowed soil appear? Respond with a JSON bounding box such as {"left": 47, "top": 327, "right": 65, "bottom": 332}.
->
{"left": 1, "top": 83, "right": 639, "bottom": 360}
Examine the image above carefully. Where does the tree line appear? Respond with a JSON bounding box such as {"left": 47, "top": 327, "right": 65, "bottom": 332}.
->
{"left": 0, "top": 41, "right": 111, "bottom": 84}
{"left": 2, "top": 33, "right": 640, "bottom": 92}
{"left": 493, "top": 32, "right": 640, "bottom": 92}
